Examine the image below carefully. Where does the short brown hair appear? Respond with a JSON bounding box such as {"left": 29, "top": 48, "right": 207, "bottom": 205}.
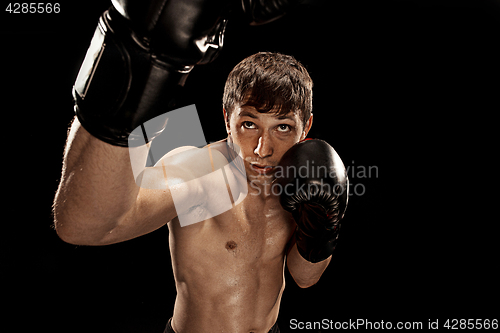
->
{"left": 222, "top": 52, "right": 313, "bottom": 126}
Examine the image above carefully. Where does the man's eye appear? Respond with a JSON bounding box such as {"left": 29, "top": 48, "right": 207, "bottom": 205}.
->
{"left": 243, "top": 121, "right": 256, "bottom": 129}
{"left": 277, "top": 124, "right": 291, "bottom": 132}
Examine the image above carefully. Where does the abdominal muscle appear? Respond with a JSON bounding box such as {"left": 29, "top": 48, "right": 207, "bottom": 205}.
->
{"left": 167, "top": 200, "right": 295, "bottom": 333}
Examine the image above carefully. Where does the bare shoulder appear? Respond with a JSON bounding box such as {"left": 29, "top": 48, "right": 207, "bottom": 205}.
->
{"left": 143, "top": 140, "right": 247, "bottom": 227}
{"left": 158, "top": 141, "right": 232, "bottom": 177}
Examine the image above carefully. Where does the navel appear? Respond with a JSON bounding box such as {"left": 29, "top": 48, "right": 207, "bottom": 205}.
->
{"left": 225, "top": 240, "right": 237, "bottom": 251}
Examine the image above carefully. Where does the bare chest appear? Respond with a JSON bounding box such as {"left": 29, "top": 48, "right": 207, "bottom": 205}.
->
{"left": 169, "top": 193, "right": 297, "bottom": 275}
{"left": 211, "top": 195, "right": 296, "bottom": 261}
{"left": 168, "top": 195, "right": 296, "bottom": 331}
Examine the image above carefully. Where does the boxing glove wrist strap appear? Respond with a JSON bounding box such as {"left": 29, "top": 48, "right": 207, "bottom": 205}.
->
{"left": 293, "top": 202, "right": 341, "bottom": 263}
{"left": 295, "top": 226, "right": 341, "bottom": 263}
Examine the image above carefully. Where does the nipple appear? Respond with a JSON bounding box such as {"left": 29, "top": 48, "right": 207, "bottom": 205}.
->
{"left": 225, "top": 240, "right": 237, "bottom": 251}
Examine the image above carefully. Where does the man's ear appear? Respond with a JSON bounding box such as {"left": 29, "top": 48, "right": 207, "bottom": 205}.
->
{"left": 223, "top": 108, "right": 231, "bottom": 134}
{"left": 300, "top": 113, "right": 313, "bottom": 140}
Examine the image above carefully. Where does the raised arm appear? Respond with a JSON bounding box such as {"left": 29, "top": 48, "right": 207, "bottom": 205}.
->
{"left": 53, "top": 0, "right": 230, "bottom": 245}
{"left": 53, "top": 118, "right": 175, "bottom": 245}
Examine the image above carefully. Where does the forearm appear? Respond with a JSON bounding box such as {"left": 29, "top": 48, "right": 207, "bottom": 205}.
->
{"left": 53, "top": 117, "right": 149, "bottom": 244}
{"left": 286, "top": 243, "right": 331, "bottom": 288}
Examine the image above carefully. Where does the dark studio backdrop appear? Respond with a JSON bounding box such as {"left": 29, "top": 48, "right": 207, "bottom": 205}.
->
{"left": 3, "top": 0, "right": 499, "bottom": 332}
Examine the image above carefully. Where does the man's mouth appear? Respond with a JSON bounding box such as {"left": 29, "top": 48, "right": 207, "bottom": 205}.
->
{"left": 250, "top": 163, "right": 276, "bottom": 175}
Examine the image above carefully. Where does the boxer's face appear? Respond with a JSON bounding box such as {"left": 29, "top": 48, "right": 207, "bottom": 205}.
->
{"left": 224, "top": 103, "right": 312, "bottom": 183}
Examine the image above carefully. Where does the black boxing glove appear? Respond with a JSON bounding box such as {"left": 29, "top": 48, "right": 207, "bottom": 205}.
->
{"left": 241, "top": 0, "right": 299, "bottom": 25}
{"left": 276, "top": 139, "right": 349, "bottom": 263}
{"left": 73, "top": 0, "right": 230, "bottom": 147}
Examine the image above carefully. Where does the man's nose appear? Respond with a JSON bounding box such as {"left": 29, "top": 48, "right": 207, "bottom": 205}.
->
{"left": 254, "top": 134, "right": 273, "bottom": 158}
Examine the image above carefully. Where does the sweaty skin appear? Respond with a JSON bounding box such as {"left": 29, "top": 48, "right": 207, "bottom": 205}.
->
{"left": 168, "top": 180, "right": 296, "bottom": 332}
{"left": 164, "top": 105, "right": 319, "bottom": 333}
{"left": 54, "top": 104, "right": 331, "bottom": 333}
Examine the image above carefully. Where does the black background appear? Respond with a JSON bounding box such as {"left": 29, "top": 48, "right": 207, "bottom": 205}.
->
{"left": 3, "top": 0, "right": 499, "bottom": 332}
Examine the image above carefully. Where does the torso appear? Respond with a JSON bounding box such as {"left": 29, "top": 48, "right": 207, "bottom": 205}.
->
{"left": 168, "top": 186, "right": 296, "bottom": 333}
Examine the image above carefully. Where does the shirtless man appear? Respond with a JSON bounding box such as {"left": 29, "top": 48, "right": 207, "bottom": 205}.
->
{"left": 53, "top": 1, "right": 348, "bottom": 332}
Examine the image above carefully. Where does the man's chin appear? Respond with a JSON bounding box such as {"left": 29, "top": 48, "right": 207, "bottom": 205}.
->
{"left": 246, "top": 167, "right": 275, "bottom": 184}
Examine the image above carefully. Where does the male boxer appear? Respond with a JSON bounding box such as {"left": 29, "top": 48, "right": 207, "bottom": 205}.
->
{"left": 53, "top": 1, "right": 348, "bottom": 332}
